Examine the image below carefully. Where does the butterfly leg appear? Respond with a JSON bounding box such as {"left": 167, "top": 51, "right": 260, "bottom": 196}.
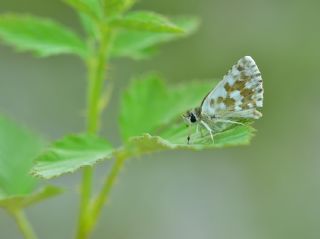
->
{"left": 197, "top": 124, "right": 205, "bottom": 137}
{"left": 196, "top": 124, "right": 201, "bottom": 135}
{"left": 186, "top": 125, "right": 192, "bottom": 144}
{"left": 196, "top": 124, "right": 205, "bottom": 137}
{"left": 200, "top": 120, "right": 214, "bottom": 143}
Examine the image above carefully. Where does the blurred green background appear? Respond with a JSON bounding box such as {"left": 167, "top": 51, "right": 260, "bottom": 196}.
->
{"left": 0, "top": 0, "right": 319, "bottom": 239}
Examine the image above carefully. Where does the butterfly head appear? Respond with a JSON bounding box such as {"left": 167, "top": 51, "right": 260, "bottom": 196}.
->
{"left": 183, "top": 108, "right": 200, "bottom": 125}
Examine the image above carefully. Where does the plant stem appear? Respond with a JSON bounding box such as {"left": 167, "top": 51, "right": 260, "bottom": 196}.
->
{"left": 76, "top": 27, "right": 111, "bottom": 239}
{"left": 77, "top": 167, "right": 93, "bottom": 239}
{"left": 88, "top": 153, "right": 127, "bottom": 231}
{"left": 10, "top": 208, "right": 37, "bottom": 239}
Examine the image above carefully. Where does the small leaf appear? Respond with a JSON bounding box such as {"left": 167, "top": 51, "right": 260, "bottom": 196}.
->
{"left": 0, "top": 116, "right": 43, "bottom": 197}
{"left": 108, "top": 11, "right": 184, "bottom": 33}
{"left": 110, "top": 17, "right": 199, "bottom": 59}
{"left": 31, "top": 134, "right": 114, "bottom": 179}
{"left": 63, "top": 0, "right": 102, "bottom": 39}
{"left": 63, "top": 0, "right": 103, "bottom": 21}
{"left": 0, "top": 116, "right": 61, "bottom": 209}
{"left": 0, "top": 14, "right": 88, "bottom": 57}
{"left": 104, "top": 0, "right": 135, "bottom": 16}
{"left": 79, "top": 13, "right": 100, "bottom": 39}
{"left": 0, "top": 186, "right": 62, "bottom": 209}
{"left": 120, "top": 74, "right": 257, "bottom": 154}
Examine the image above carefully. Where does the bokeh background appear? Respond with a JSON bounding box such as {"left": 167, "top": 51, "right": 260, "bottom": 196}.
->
{"left": 1, "top": 0, "right": 319, "bottom": 238}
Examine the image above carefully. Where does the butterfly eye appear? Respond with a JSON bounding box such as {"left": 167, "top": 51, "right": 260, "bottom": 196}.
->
{"left": 190, "top": 113, "right": 197, "bottom": 123}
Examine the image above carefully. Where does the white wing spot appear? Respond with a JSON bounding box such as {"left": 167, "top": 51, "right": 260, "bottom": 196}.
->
{"left": 214, "top": 85, "right": 227, "bottom": 98}
{"left": 256, "top": 100, "right": 263, "bottom": 107}
{"left": 225, "top": 74, "right": 236, "bottom": 86}
{"left": 231, "top": 67, "right": 239, "bottom": 77}
{"left": 235, "top": 105, "right": 242, "bottom": 111}
{"left": 217, "top": 103, "right": 226, "bottom": 110}
{"left": 245, "top": 80, "right": 256, "bottom": 89}
{"left": 230, "top": 90, "right": 242, "bottom": 101}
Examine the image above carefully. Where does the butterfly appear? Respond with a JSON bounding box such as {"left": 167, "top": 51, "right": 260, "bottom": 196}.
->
{"left": 182, "top": 56, "right": 263, "bottom": 144}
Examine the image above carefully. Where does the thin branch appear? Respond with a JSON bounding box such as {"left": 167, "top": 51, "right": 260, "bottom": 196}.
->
{"left": 88, "top": 153, "right": 127, "bottom": 232}
{"left": 9, "top": 208, "right": 37, "bottom": 239}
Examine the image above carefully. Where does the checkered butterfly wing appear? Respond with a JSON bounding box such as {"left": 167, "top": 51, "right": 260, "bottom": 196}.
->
{"left": 201, "top": 56, "right": 263, "bottom": 119}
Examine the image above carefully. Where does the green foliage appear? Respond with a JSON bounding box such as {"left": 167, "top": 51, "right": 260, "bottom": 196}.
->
{"left": 0, "top": 186, "right": 62, "bottom": 209}
{"left": 120, "top": 74, "right": 212, "bottom": 140}
{"left": 158, "top": 122, "right": 254, "bottom": 148}
{"left": 111, "top": 17, "right": 199, "bottom": 59}
{"left": 130, "top": 126, "right": 255, "bottom": 155}
{"left": 63, "top": 0, "right": 103, "bottom": 39}
{"left": 108, "top": 11, "right": 184, "bottom": 33}
{"left": 0, "top": 116, "right": 61, "bottom": 210}
{"left": 0, "top": 116, "right": 43, "bottom": 197}
{"left": 31, "top": 134, "right": 114, "bottom": 179}
{"left": 120, "top": 74, "right": 256, "bottom": 154}
{"left": 63, "top": 0, "right": 103, "bottom": 21}
{"left": 0, "top": 14, "right": 88, "bottom": 57}
{"left": 0, "top": 1, "right": 261, "bottom": 238}
{"left": 103, "top": 0, "right": 135, "bottom": 16}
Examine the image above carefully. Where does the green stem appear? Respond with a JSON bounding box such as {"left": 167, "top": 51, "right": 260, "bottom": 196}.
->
{"left": 87, "top": 29, "right": 111, "bottom": 133}
{"left": 76, "top": 27, "right": 111, "bottom": 239}
{"left": 10, "top": 208, "right": 37, "bottom": 239}
{"left": 88, "top": 154, "right": 127, "bottom": 231}
{"left": 77, "top": 167, "right": 93, "bottom": 239}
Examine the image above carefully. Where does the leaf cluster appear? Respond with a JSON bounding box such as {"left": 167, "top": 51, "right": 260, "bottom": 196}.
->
{"left": 0, "top": 0, "right": 201, "bottom": 209}
{"left": 0, "top": 0, "right": 257, "bottom": 236}
{"left": 31, "top": 74, "right": 255, "bottom": 179}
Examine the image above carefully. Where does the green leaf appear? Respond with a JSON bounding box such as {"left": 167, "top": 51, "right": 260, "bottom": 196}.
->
{"left": 0, "top": 116, "right": 43, "bottom": 197}
{"left": 63, "top": 0, "right": 102, "bottom": 39}
{"left": 31, "top": 134, "right": 114, "bottom": 179}
{"left": 108, "top": 11, "right": 184, "bottom": 33}
{"left": 110, "top": 17, "right": 200, "bottom": 59}
{"left": 0, "top": 14, "right": 88, "bottom": 57}
{"left": 119, "top": 74, "right": 257, "bottom": 153}
{"left": 104, "top": 0, "right": 135, "bottom": 16}
{"left": 120, "top": 74, "right": 212, "bottom": 140}
{"left": 129, "top": 126, "right": 255, "bottom": 154}
{"left": 0, "top": 186, "right": 62, "bottom": 209}
{"left": 78, "top": 13, "right": 100, "bottom": 40}
{"left": 63, "top": 0, "right": 103, "bottom": 21}
{"left": 62, "top": 0, "right": 102, "bottom": 39}
{"left": 0, "top": 116, "right": 61, "bottom": 209}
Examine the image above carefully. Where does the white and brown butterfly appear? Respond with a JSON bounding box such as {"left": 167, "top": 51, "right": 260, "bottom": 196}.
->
{"left": 183, "top": 56, "right": 263, "bottom": 143}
